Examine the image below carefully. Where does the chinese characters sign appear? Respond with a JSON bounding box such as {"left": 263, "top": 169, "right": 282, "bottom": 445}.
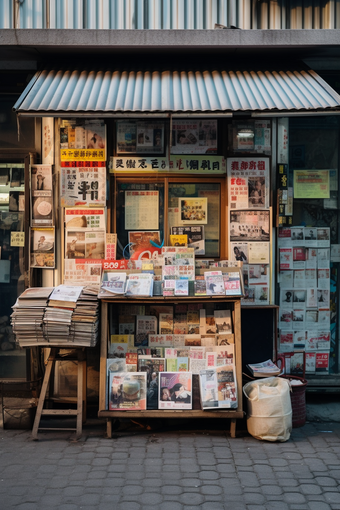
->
{"left": 60, "top": 166, "right": 106, "bottom": 207}
{"left": 227, "top": 158, "right": 270, "bottom": 210}
{"left": 111, "top": 156, "right": 225, "bottom": 174}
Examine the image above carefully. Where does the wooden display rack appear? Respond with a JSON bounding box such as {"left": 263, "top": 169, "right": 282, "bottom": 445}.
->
{"left": 98, "top": 296, "right": 244, "bottom": 438}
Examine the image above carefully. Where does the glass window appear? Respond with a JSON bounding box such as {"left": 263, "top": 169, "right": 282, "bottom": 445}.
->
{"left": 0, "top": 163, "right": 27, "bottom": 378}
{"left": 115, "top": 181, "right": 165, "bottom": 260}
{"left": 168, "top": 182, "right": 221, "bottom": 258}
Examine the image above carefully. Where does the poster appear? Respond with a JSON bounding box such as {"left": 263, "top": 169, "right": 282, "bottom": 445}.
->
{"left": 42, "top": 117, "right": 54, "bottom": 164}
{"left": 60, "top": 166, "right": 106, "bottom": 207}
{"left": 179, "top": 197, "right": 208, "bottom": 225}
{"left": 227, "top": 157, "right": 270, "bottom": 209}
{"left": 128, "top": 231, "right": 162, "bottom": 260}
{"left": 30, "top": 165, "right": 54, "bottom": 227}
{"left": 105, "top": 233, "right": 117, "bottom": 260}
{"left": 125, "top": 191, "right": 159, "bottom": 230}
{"left": 30, "top": 227, "right": 55, "bottom": 268}
{"left": 60, "top": 122, "right": 106, "bottom": 161}
{"left": 171, "top": 226, "right": 205, "bottom": 255}
{"left": 64, "top": 207, "right": 106, "bottom": 230}
{"left": 65, "top": 230, "right": 105, "bottom": 259}
{"left": 171, "top": 119, "right": 217, "bottom": 155}
{"left": 64, "top": 258, "right": 102, "bottom": 285}
{"left": 293, "top": 170, "right": 330, "bottom": 199}
{"left": 229, "top": 210, "right": 270, "bottom": 241}
{"left": 230, "top": 242, "right": 269, "bottom": 265}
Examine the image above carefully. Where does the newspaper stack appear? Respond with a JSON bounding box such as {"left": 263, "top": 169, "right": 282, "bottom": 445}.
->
{"left": 12, "top": 285, "right": 100, "bottom": 348}
{"left": 69, "top": 287, "right": 100, "bottom": 347}
{"left": 11, "top": 287, "right": 54, "bottom": 347}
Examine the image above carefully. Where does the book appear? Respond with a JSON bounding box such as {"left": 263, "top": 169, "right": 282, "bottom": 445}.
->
{"left": 158, "top": 313, "right": 174, "bottom": 334}
{"left": 246, "top": 359, "right": 281, "bottom": 378}
{"left": 118, "top": 315, "right": 135, "bottom": 335}
{"left": 125, "top": 352, "right": 138, "bottom": 372}
{"left": 135, "top": 315, "right": 157, "bottom": 347}
{"left": 194, "top": 279, "right": 207, "bottom": 296}
{"left": 109, "top": 334, "right": 134, "bottom": 357}
{"left": 148, "top": 334, "right": 173, "bottom": 347}
{"left": 158, "top": 372, "right": 192, "bottom": 409}
{"left": 108, "top": 372, "right": 147, "bottom": 410}
{"left": 199, "top": 364, "right": 238, "bottom": 409}
{"left": 214, "top": 310, "right": 232, "bottom": 334}
{"left": 165, "top": 357, "right": 189, "bottom": 372}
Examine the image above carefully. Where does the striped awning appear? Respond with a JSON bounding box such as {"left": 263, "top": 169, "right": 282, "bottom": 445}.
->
{"left": 13, "top": 68, "right": 340, "bottom": 115}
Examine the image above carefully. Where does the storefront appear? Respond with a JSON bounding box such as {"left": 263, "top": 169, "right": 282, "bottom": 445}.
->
{"left": 0, "top": 72, "right": 36, "bottom": 379}
{"left": 0, "top": 62, "right": 337, "bottom": 403}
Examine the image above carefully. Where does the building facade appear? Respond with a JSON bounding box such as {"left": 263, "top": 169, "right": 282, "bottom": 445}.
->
{"left": 1, "top": 0, "right": 340, "bottom": 396}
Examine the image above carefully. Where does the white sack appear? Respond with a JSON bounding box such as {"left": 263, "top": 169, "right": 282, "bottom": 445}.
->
{"left": 243, "top": 376, "right": 292, "bottom": 442}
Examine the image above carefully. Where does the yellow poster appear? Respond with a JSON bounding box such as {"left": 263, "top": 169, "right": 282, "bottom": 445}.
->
{"left": 11, "top": 231, "right": 25, "bottom": 247}
{"left": 294, "top": 170, "right": 330, "bottom": 199}
{"left": 60, "top": 149, "right": 106, "bottom": 161}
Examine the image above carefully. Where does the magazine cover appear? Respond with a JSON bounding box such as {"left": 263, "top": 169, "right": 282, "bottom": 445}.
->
{"left": 216, "top": 365, "right": 238, "bottom": 408}
{"left": 205, "top": 275, "right": 225, "bottom": 295}
{"left": 125, "top": 274, "right": 154, "bottom": 297}
{"left": 109, "top": 372, "right": 147, "bottom": 410}
{"left": 200, "top": 365, "right": 237, "bottom": 409}
{"left": 138, "top": 357, "right": 165, "bottom": 409}
{"left": 101, "top": 271, "right": 127, "bottom": 295}
{"left": 158, "top": 372, "right": 192, "bottom": 410}
{"left": 30, "top": 227, "right": 55, "bottom": 268}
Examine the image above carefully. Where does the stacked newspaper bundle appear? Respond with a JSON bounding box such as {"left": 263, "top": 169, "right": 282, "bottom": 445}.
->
{"left": 43, "top": 285, "right": 82, "bottom": 345}
{"left": 12, "top": 285, "right": 100, "bottom": 348}
{"left": 11, "top": 287, "right": 54, "bottom": 347}
{"left": 69, "top": 287, "right": 100, "bottom": 347}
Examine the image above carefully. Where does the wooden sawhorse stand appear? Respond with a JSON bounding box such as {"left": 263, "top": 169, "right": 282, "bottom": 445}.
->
{"left": 32, "top": 347, "right": 86, "bottom": 439}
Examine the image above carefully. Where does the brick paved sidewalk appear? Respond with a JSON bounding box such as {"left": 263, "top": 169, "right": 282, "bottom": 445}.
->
{"left": 0, "top": 418, "right": 339, "bottom": 510}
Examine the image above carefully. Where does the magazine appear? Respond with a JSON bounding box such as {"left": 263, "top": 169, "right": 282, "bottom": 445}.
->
{"left": 246, "top": 359, "right": 281, "bottom": 378}
{"left": 205, "top": 275, "right": 225, "bottom": 296}
{"left": 125, "top": 273, "right": 154, "bottom": 297}
{"left": 174, "top": 280, "right": 189, "bottom": 296}
{"left": 138, "top": 357, "right": 166, "bottom": 409}
{"left": 199, "top": 364, "right": 238, "bottom": 409}
{"left": 158, "top": 372, "right": 192, "bottom": 409}
{"left": 108, "top": 372, "right": 147, "bottom": 410}
{"left": 100, "top": 272, "right": 127, "bottom": 295}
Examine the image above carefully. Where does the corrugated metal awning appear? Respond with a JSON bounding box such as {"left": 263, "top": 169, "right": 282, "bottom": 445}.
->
{"left": 13, "top": 68, "right": 340, "bottom": 116}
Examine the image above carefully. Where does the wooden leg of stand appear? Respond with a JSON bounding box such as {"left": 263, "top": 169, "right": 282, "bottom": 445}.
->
{"left": 230, "top": 418, "right": 237, "bottom": 438}
{"left": 32, "top": 348, "right": 56, "bottom": 440}
{"left": 76, "top": 353, "right": 84, "bottom": 438}
{"left": 107, "top": 419, "right": 112, "bottom": 439}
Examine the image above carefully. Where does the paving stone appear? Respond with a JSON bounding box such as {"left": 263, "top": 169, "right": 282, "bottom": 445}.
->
{"left": 159, "top": 503, "right": 183, "bottom": 510}
{"left": 139, "top": 493, "right": 163, "bottom": 505}
{"left": 284, "top": 493, "right": 307, "bottom": 504}
{"left": 179, "top": 492, "right": 204, "bottom": 506}
{"left": 300, "top": 483, "right": 323, "bottom": 495}
{"left": 325, "top": 493, "right": 340, "bottom": 503}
